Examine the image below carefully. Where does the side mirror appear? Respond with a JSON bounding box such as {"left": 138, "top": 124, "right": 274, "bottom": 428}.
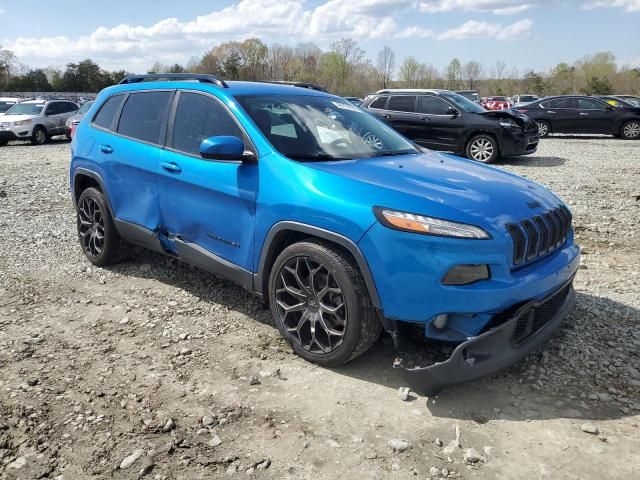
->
{"left": 199, "top": 136, "right": 254, "bottom": 162}
{"left": 447, "top": 107, "right": 459, "bottom": 116}
{"left": 605, "top": 105, "right": 614, "bottom": 111}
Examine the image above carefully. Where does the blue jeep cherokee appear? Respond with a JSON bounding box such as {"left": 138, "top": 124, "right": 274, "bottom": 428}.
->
{"left": 70, "top": 74, "right": 580, "bottom": 394}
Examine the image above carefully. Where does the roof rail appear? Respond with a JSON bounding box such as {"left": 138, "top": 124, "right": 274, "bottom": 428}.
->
{"left": 118, "top": 73, "right": 228, "bottom": 88}
{"left": 257, "top": 80, "right": 328, "bottom": 92}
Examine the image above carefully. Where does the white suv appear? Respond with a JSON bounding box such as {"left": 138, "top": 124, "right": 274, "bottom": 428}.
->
{"left": 0, "top": 99, "right": 79, "bottom": 146}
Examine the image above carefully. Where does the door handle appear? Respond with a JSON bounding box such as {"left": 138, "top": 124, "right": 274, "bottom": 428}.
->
{"left": 161, "top": 161, "right": 182, "bottom": 173}
{"left": 381, "top": 114, "right": 391, "bottom": 119}
{"left": 419, "top": 117, "right": 430, "bottom": 122}
{"left": 547, "top": 111, "right": 556, "bottom": 114}
{"left": 99, "top": 144, "right": 113, "bottom": 154}
{"left": 579, "top": 113, "right": 589, "bottom": 116}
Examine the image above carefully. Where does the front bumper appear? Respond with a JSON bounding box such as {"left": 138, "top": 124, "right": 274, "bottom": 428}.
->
{"left": 500, "top": 130, "right": 539, "bottom": 157}
{"left": 395, "top": 281, "right": 575, "bottom": 395}
{"left": 0, "top": 127, "right": 32, "bottom": 141}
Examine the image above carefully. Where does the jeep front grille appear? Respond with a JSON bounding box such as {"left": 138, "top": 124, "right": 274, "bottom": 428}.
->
{"left": 506, "top": 206, "right": 572, "bottom": 266}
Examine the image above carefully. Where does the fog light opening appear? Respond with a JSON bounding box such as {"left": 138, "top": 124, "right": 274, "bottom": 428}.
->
{"left": 442, "top": 264, "right": 490, "bottom": 285}
{"left": 433, "top": 313, "right": 449, "bottom": 330}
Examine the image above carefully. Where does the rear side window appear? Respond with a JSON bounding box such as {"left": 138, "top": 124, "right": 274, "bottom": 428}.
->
{"left": 388, "top": 96, "right": 416, "bottom": 113}
{"left": 171, "top": 92, "right": 243, "bottom": 156}
{"left": 576, "top": 98, "right": 605, "bottom": 110}
{"left": 93, "top": 95, "right": 125, "bottom": 130}
{"left": 369, "top": 97, "right": 387, "bottom": 109}
{"left": 45, "top": 103, "right": 61, "bottom": 115}
{"left": 542, "top": 98, "right": 573, "bottom": 109}
{"left": 419, "top": 96, "right": 451, "bottom": 115}
{"left": 117, "top": 92, "right": 173, "bottom": 145}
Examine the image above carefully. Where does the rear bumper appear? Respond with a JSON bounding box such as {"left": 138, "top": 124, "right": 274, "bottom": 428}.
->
{"left": 395, "top": 281, "right": 575, "bottom": 396}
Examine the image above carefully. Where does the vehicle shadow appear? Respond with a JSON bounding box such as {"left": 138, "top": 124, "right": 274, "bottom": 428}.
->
{"left": 111, "top": 249, "right": 639, "bottom": 422}
{"left": 544, "top": 134, "right": 613, "bottom": 140}
{"left": 495, "top": 156, "right": 567, "bottom": 167}
{"left": 2, "top": 136, "right": 70, "bottom": 147}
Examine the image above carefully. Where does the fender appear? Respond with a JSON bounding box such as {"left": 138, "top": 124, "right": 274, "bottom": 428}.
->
{"left": 71, "top": 167, "right": 112, "bottom": 211}
{"left": 254, "top": 221, "right": 382, "bottom": 309}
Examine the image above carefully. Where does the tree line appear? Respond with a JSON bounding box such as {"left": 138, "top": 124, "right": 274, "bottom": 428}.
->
{"left": 2, "top": 39, "right": 639, "bottom": 96}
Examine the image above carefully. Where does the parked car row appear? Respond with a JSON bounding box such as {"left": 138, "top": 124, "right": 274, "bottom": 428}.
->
{"left": 516, "top": 95, "right": 640, "bottom": 139}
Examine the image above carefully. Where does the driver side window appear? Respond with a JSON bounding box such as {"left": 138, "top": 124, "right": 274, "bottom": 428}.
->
{"left": 171, "top": 92, "right": 243, "bottom": 156}
{"left": 419, "top": 96, "right": 452, "bottom": 115}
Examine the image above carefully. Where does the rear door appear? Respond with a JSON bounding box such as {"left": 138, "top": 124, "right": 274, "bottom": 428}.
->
{"left": 91, "top": 91, "right": 173, "bottom": 233}
{"left": 158, "top": 90, "right": 258, "bottom": 273}
{"left": 43, "top": 102, "right": 66, "bottom": 134}
{"left": 382, "top": 95, "right": 418, "bottom": 138}
{"left": 415, "top": 95, "right": 465, "bottom": 150}
{"left": 540, "top": 97, "right": 579, "bottom": 133}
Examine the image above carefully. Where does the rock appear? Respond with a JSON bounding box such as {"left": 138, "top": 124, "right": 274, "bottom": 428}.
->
{"left": 464, "top": 447, "right": 483, "bottom": 463}
{"left": 119, "top": 317, "right": 131, "bottom": 325}
{"left": 441, "top": 468, "right": 449, "bottom": 477}
{"left": 179, "top": 348, "right": 192, "bottom": 356}
{"left": 208, "top": 433, "right": 222, "bottom": 447}
{"left": 120, "top": 449, "right": 144, "bottom": 469}
{"left": 387, "top": 439, "right": 411, "bottom": 453}
{"left": 256, "top": 459, "right": 271, "bottom": 470}
{"left": 397, "top": 387, "right": 410, "bottom": 401}
{"left": 226, "top": 465, "right": 237, "bottom": 475}
{"left": 443, "top": 440, "right": 459, "bottom": 455}
{"left": 162, "top": 418, "right": 175, "bottom": 432}
{"left": 7, "top": 456, "right": 27, "bottom": 469}
{"left": 581, "top": 423, "right": 599, "bottom": 434}
{"left": 26, "top": 377, "right": 39, "bottom": 386}
{"left": 429, "top": 466, "right": 441, "bottom": 477}
{"left": 248, "top": 376, "right": 260, "bottom": 385}
{"left": 434, "top": 438, "right": 443, "bottom": 447}
{"left": 202, "top": 415, "right": 215, "bottom": 426}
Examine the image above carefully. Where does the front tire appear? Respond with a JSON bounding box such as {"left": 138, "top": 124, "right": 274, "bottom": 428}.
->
{"left": 537, "top": 120, "right": 551, "bottom": 138}
{"left": 466, "top": 134, "right": 498, "bottom": 163}
{"left": 76, "top": 187, "right": 131, "bottom": 266}
{"left": 31, "top": 126, "right": 47, "bottom": 145}
{"left": 620, "top": 120, "right": 640, "bottom": 140}
{"left": 0, "top": 140, "right": 8, "bottom": 147}
{"left": 268, "top": 240, "right": 381, "bottom": 367}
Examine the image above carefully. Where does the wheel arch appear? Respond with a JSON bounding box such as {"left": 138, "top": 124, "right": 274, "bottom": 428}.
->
{"left": 255, "top": 222, "right": 382, "bottom": 310}
{"left": 72, "top": 168, "right": 113, "bottom": 213}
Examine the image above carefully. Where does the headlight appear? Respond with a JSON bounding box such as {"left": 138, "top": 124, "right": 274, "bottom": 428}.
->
{"left": 66, "top": 118, "right": 73, "bottom": 127}
{"left": 374, "top": 207, "right": 490, "bottom": 239}
{"left": 14, "top": 119, "right": 32, "bottom": 126}
{"left": 499, "top": 119, "right": 518, "bottom": 128}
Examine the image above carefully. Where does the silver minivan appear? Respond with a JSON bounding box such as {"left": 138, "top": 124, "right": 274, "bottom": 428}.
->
{"left": 0, "top": 100, "right": 79, "bottom": 146}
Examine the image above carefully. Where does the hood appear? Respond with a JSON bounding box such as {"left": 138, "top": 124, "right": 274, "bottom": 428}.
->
{"left": 0, "top": 114, "right": 37, "bottom": 123}
{"left": 480, "top": 109, "right": 538, "bottom": 132}
{"left": 307, "top": 151, "right": 564, "bottom": 232}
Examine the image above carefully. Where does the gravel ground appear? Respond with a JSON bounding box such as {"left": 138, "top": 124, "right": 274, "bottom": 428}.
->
{"left": 0, "top": 135, "right": 639, "bottom": 479}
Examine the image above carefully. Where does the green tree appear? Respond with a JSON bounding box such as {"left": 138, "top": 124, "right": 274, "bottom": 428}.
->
{"left": 445, "top": 58, "right": 461, "bottom": 90}
{"left": 398, "top": 56, "right": 420, "bottom": 88}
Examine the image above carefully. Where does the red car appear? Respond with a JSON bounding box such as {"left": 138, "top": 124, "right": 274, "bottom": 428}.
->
{"left": 481, "top": 96, "right": 513, "bottom": 111}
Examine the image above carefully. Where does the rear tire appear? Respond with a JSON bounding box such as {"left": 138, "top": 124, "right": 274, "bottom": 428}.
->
{"left": 537, "top": 120, "right": 551, "bottom": 138}
{"left": 76, "top": 187, "right": 132, "bottom": 266}
{"left": 465, "top": 134, "right": 498, "bottom": 164}
{"left": 620, "top": 120, "right": 640, "bottom": 140}
{"left": 31, "top": 126, "right": 47, "bottom": 145}
{"left": 268, "top": 240, "right": 381, "bottom": 367}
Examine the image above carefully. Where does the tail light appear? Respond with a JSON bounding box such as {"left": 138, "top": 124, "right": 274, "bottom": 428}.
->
{"left": 70, "top": 125, "right": 77, "bottom": 138}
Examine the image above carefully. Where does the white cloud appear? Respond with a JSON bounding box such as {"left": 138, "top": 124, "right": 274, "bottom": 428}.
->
{"left": 0, "top": 8, "right": 5, "bottom": 15}
{"left": 418, "top": 0, "right": 535, "bottom": 14}
{"left": 438, "top": 18, "right": 533, "bottom": 40}
{"left": 582, "top": 0, "right": 640, "bottom": 11}
{"left": 394, "top": 26, "right": 435, "bottom": 38}
{"left": 2, "top": 0, "right": 536, "bottom": 70}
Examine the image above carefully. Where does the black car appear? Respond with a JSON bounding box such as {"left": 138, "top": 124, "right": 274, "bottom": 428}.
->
{"left": 361, "top": 89, "right": 539, "bottom": 163}
{"left": 516, "top": 95, "right": 640, "bottom": 140}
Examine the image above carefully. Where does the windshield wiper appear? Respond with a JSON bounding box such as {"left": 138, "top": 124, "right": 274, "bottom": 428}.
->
{"left": 286, "top": 153, "right": 350, "bottom": 161}
{"left": 372, "top": 150, "right": 420, "bottom": 157}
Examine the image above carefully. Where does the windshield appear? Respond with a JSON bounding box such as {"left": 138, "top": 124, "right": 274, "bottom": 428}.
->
{"left": 77, "top": 101, "right": 94, "bottom": 114}
{"left": 236, "top": 95, "right": 420, "bottom": 160}
{"left": 440, "top": 92, "right": 486, "bottom": 113}
{"left": 620, "top": 96, "right": 640, "bottom": 107}
{"left": 5, "top": 103, "right": 44, "bottom": 115}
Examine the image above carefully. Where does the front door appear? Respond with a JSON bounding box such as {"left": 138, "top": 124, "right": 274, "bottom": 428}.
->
{"left": 413, "top": 95, "right": 464, "bottom": 150}
{"left": 158, "top": 91, "right": 258, "bottom": 273}
{"left": 573, "top": 98, "right": 615, "bottom": 134}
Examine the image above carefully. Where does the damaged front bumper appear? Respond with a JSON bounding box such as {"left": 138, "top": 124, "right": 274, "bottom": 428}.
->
{"left": 394, "top": 282, "right": 576, "bottom": 396}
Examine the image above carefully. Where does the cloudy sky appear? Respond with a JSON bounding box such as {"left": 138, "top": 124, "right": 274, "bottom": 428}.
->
{"left": 1, "top": 0, "right": 639, "bottom": 72}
